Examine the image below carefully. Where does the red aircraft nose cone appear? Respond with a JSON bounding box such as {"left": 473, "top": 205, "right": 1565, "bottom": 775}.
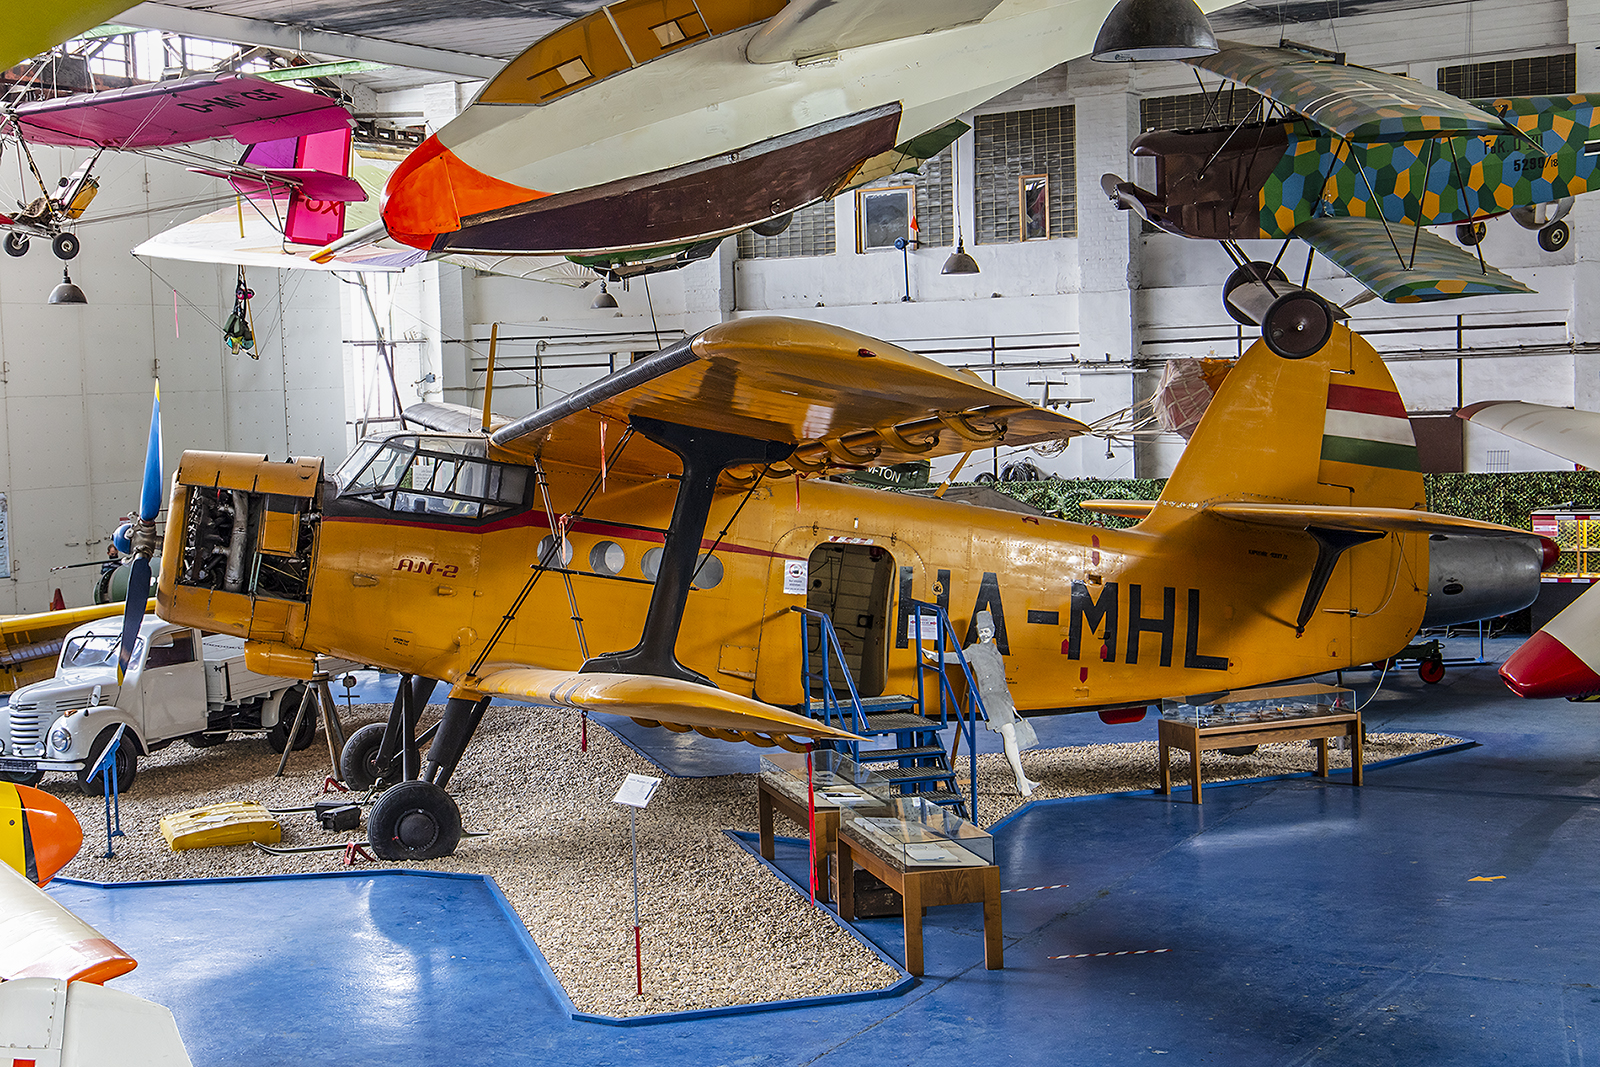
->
{"left": 381, "top": 134, "right": 544, "bottom": 251}
{"left": 2, "top": 782, "right": 84, "bottom": 885}
{"left": 1500, "top": 630, "right": 1600, "bottom": 699}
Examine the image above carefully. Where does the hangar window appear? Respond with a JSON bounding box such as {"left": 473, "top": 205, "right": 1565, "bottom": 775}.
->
{"left": 736, "top": 199, "right": 836, "bottom": 258}
{"left": 1139, "top": 89, "right": 1266, "bottom": 133}
{"left": 335, "top": 435, "right": 528, "bottom": 521}
{"left": 1438, "top": 52, "right": 1574, "bottom": 99}
{"left": 857, "top": 186, "right": 914, "bottom": 251}
{"left": 853, "top": 144, "right": 955, "bottom": 249}
{"left": 974, "top": 105, "right": 1076, "bottom": 243}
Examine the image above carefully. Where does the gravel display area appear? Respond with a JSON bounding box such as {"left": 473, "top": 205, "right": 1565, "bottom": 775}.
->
{"left": 35, "top": 702, "right": 1462, "bottom": 1018}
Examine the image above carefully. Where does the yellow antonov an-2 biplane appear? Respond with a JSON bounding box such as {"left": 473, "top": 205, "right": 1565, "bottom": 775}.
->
{"left": 155, "top": 317, "right": 1545, "bottom": 860}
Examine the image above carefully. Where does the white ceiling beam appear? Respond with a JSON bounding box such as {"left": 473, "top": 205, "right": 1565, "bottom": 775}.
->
{"left": 118, "top": 2, "right": 504, "bottom": 79}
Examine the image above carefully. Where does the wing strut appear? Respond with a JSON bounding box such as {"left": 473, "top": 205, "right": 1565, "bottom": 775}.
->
{"left": 580, "top": 418, "right": 793, "bottom": 685}
{"left": 1295, "top": 527, "right": 1386, "bottom": 636}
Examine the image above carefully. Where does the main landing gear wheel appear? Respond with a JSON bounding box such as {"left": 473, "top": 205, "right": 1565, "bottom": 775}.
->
{"left": 368, "top": 780, "right": 462, "bottom": 860}
{"left": 1222, "top": 261, "right": 1290, "bottom": 326}
{"left": 1457, "top": 221, "right": 1487, "bottom": 246}
{"left": 1262, "top": 289, "right": 1334, "bottom": 359}
{"left": 340, "top": 722, "right": 399, "bottom": 790}
{"left": 77, "top": 726, "right": 137, "bottom": 795}
{"left": 3, "top": 233, "right": 28, "bottom": 257}
{"left": 1418, "top": 658, "right": 1446, "bottom": 684}
{"left": 1539, "top": 220, "right": 1570, "bottom": 252}
{"left": 51, "top": 232, "right": 80, "bottom": 260}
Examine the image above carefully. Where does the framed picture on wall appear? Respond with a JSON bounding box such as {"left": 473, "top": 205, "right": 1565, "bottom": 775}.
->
{"left": 1020, "top": 174, "right": 1049, "bottom": 240}
{"left": 857, "top": 186, "right": 914, "bottom": 251}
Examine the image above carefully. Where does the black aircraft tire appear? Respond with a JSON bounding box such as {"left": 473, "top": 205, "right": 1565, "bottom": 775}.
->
{"left": 340, "top": 723, "right": 396, "bottom": 790}
{"left": 1221, "top": 261, "right": 1290, "bottom": 326}
{"left": 0, "top": 767, "right": 44, "bottom": 786}
{"left": 1457, "top": 221, "right": 1487, "bottom": 246}
{"left": 1262, "top": 290, "right": 1334, "bottom": 359}
{"left": 77, "top": 727, "right": 137, "bottom": 795}
{"left": 51, "top": 232, "right": 80, "bottom": 260}
{"left": 367, "top": 780, "right": 462, "bottom": 861}
{"left": 1539, "top": 220, "right": 1570, "bottom": 252}
{"left": 266, "top": 686, "right": 315, "bottom": 753}
{"left": 3, "top": 233, "right": 28, "bottom": 257}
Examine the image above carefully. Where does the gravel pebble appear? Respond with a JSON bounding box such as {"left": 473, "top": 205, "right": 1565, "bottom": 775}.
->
{"left": 38, "top": 703, "right": 1460, "bottom": 1017}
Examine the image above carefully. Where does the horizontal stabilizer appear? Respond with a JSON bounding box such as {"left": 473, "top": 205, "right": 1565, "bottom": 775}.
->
{"left": 1457, "top": 401, "right": 1600, "bottom": 468}
{"left": 1080, "top": 499, "right": 1156, "bottom": 519}
{"left": 465, "top": 667, "right": 862, "bottom": 747}
{"left": 1294, "top": 217, "right": 1533, "bottom": 302}
{"left": 185, "top": 166, "right": 365, "bottom": 202}
{"left": 1192, "top": 43, "right": 1507, "bottom": 144}
{"left": 746, "top": 0, "right": 1006, "bottom": 63}
{"left": 1207, "top": 502, "right": 1535, "bottom": 538}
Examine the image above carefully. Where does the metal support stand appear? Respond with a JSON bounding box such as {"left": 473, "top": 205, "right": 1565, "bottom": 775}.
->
{"left": 87, "top": 723, "right": 127, "bottom": 858}
{"left": 274, "top": 673, "right": 350, "bottom": 779}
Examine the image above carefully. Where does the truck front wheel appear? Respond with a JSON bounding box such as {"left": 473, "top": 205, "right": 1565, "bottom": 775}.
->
{"left": 77, "top": 727, "right": 137, "bottom": 794}
{"left": 0, "top": 767, "right": 44, "bottom": 786}
{"left": 267, "top": 686, "right": 316, "bottom": 753}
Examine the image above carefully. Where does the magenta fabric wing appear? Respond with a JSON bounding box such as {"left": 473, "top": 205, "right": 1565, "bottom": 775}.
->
{"left": 12, "top": 73, "right": 351, "bottom": 149}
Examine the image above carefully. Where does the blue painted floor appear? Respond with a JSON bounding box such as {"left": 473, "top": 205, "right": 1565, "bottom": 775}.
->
{"left": 55, "top": 637, "right": 1600, "bottom": 1066}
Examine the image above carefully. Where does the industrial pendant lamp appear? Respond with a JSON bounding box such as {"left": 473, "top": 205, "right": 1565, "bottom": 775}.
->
{"left": 48, "top": 267, "right": 87, "bottom": 304}
{"left": 591, "top": 280, "right": 619, "bottom": 309}
{"left": 942, "top": 139, "right": 980, "bottom": 275}
{"left": 1091, "top": 0, "right": 1218, "bottom": 62}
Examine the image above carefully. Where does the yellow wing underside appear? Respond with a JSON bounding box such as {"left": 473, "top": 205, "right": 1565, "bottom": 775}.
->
{"left": 461, "top": 667, "right": 863, "bottom": 750}
{"left": 1, "top": 600, "right": 154, "bottom": 693}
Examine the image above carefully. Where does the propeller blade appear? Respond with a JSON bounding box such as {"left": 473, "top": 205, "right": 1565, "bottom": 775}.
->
{"left": 139, "top": 382, "right": 162, "bottom": 522}
{"left": 116, "top": 555, "right": 150, "bottom": 683}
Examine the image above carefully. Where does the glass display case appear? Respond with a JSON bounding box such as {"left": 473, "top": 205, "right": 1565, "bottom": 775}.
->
{"left": 759, "top": 749, "right": 891, "bottom": 812}
{"left": 838, "top": 795, "right": 995, "bottom": 870}
{"left": 1160, "top": 682, "right": 1353, "bottom": 729}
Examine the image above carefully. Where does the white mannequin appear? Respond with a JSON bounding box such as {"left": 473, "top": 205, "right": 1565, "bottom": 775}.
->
{"left": 925, "top": 610, "right": 1040, "bottom": 797}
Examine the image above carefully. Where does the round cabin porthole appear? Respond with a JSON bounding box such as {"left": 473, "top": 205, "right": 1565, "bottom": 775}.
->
{"left": 691, "top": 553, "right": 724, "bottom": 590}
{"left": 536, "top": 535, "right": 573, "bottom": 567}
{"left": 590, "top": 540, "right": 626, "bottom": 577}
{"left": 641, "top": 546, "right": 664, "bottom": 581}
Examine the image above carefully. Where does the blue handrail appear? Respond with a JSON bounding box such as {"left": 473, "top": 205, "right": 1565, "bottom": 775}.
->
{"left": 907, "top": 599, "right": 988, "bottom": 822}
{"left": 791, "top": 605, "right": 869, "bottom": 744}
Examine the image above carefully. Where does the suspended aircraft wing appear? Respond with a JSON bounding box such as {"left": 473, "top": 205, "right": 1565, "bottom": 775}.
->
{"left": 1, "top": 599, "right": 154, "bottom": 693}
{"left": 10, "top": 72, "right": 351, "bottom": 149}
{"left": 1293, "top": 217, "right": 1533, "bottom": 302}
{"left": 488, "top": 317, "right": 1090, "bottom": 476}
{"left": 0, "top": 863, "right": 136, "bottom": 984}
{"left": 1191, "top": 42, "right": 1508, "bottom": 144}
{"left": 1457, "top": 401, "right": 1600, "bottom": 468}
{"left": 463, "top": 667, "right": 861, "bottom": 747}
{"left": 745, "top": 0, "right": 1008, "bottom": 63}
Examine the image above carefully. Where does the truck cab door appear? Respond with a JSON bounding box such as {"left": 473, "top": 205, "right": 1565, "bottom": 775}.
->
{"left": 139, "top": 629, "right": 206, "bottom": 742}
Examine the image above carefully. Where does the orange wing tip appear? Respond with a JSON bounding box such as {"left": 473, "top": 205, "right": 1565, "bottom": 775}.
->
{"left": 7, "top": 938, "right": 137, "bottom": 985}
{"left": 9, "top": 783, "right": 85, "bottom": 885}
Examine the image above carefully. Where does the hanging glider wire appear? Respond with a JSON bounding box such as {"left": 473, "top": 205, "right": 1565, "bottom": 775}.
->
{"left": 464, "top": 425, "right": 638, "bottom": 682}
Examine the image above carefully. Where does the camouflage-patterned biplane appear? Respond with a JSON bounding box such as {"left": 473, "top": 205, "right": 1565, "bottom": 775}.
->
{"left": 1103, "top": 41, "right": 1599, "bottom": 355}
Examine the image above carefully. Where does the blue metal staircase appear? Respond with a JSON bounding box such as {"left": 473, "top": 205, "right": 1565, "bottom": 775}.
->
{"left": 792, "top": 602, "right": 987, "bottom": 819}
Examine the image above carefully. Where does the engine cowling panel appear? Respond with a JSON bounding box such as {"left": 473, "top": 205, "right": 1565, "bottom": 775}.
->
{"left": 1421, "top": 534, "right": 1544, "bottom": 628}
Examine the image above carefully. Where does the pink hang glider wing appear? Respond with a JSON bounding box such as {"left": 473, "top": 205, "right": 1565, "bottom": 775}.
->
{"left": 11, "top": 73, "right": 351, "bottom": 150}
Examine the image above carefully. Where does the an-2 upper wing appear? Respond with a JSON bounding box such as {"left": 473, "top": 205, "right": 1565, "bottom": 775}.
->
{"left": 1293, "top": 217, "right": 1534, "bottom": 302}
{"left": 487, "top": 317, "right": 1090, "bottom": 478}
{"left": 1191, "top": 43, "right": 1509, "bottom": 144}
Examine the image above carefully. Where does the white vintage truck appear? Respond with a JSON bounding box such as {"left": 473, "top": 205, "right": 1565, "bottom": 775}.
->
{"left": 0, "top": 615, "right": 350, "bottom": 793}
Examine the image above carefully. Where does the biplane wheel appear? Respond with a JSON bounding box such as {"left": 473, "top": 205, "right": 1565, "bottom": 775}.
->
{"left": 1418, "top": 658, "right": 1446, "bottom": 684}
{"left": 1456, "top": 221, "right": 1487, "bottom": 246}
{"left": 3, "top": 233, "right": 28, "bottom": 257}
{"left": 1222, "top": 261, "right": 1290, "bottom": 326}
{"left": 368, "top": 780, "right": 462, "bottom": 861}
{"left": 750, "top": 212, "right": 793, "bottom": 237}
{"left": 340, "top": 722, "right": 398, "bottom": 790}
{"left": 1538, "top": 220, "right": 1570, "bottom": 253}
{"left": 51, "top": 232, "right": 80, "bottom": 260}
{"left": 1261, "top": 290, "right": 1334, "bottom": 359}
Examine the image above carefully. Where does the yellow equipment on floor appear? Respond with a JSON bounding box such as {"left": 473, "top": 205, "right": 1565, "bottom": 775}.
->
{"left": 159, "top": 802, "right": 281, "bottom": 851}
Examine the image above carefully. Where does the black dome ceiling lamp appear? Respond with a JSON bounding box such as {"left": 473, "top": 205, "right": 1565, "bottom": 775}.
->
{"left": 1091, "top": 0, "right": 1219, "bottom": 62}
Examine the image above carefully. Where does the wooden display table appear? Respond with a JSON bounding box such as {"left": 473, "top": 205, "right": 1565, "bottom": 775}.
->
{"left": 836, "top": 825, "right": 1002, "bottom": 977}
{"left": 1158, "top": 711, "right": 1363, "bottom": 804}
{"left": 756, "top": 775, "right": 840, "bottom": 903}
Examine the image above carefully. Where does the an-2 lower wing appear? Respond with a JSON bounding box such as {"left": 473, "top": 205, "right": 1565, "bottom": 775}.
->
{"left": 464, "top": 667, "right": 862, "bottom": 750}
{"left": 1293, "top": 216, "right": 1533, "bottom": 302}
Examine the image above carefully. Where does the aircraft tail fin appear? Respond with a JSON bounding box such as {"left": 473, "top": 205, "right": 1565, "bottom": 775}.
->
{"left": 1153, "top": 324, "right": 1424, "bottom": 517}
{"left": 227, "top": 126, "right": 360, "bottom": 245}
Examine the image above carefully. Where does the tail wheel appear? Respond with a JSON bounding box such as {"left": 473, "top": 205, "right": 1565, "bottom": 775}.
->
{"left": 340, "top": 722, "right": 398, "bottom": 790}
{"left": 1418, "top": 659, "right": 1446, "bottom": 684}
{"left": 367, "top": 780, "right": 462, "bottom": 861}
{"left": 77, "top": 727, "right": 137, "bottom": 795}
{"left": 1457, "top": 221, "right": 1487, "bottom": 246}
{"left": 1262, "top": 290, "right": 1334, "bottom": 359}
{"left": 1222, "top": 261, "right": 1290, "bottom": 325}
{"left": 3, "top": 233, "right": 29, "bottom": 257}
{"left": 51, "top": 232, "right": 80, "bottom": 260}
{"left": 1538, "top": 220, "right": 1570, "bottom": 253}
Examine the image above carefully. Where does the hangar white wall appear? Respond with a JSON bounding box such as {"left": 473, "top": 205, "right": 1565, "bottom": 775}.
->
{"left": 374, "top": 0, "right": 1600, "bottom": 488}
{"left": 0, "top": 144, "right": 345, "bottom": 615}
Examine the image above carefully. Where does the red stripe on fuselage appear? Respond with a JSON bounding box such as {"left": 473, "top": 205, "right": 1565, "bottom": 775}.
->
{"left": 320, "top": 513, "right": 800, "bottom": 560}
{"left": 1327, "top": 383, "right": 1407, "bottom": 419}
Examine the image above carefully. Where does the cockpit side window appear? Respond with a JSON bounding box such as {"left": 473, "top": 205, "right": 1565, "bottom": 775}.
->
{"left": 334, "top": 436, "right": 528, "bottom": 521}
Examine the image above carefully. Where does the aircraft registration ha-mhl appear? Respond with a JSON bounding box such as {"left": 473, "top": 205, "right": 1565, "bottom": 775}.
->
{"left": 152, "top": 316, "right": 1551, "bottom": 861}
